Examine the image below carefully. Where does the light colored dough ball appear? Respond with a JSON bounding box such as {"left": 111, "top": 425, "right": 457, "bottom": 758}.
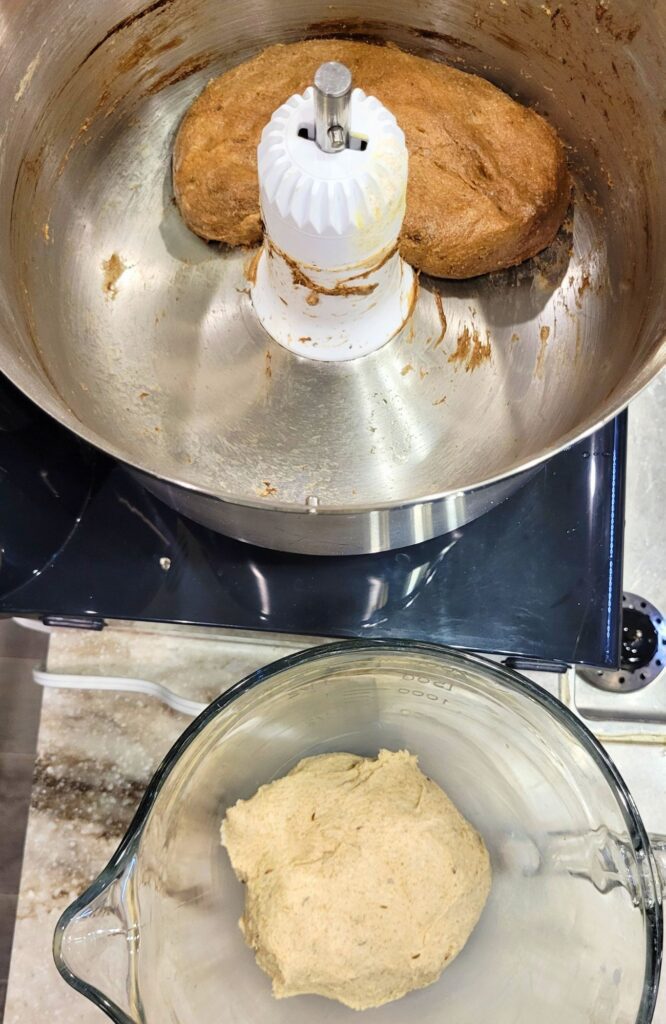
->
{"left": 222, "top": 749, "right": 491, "bottom": 1010}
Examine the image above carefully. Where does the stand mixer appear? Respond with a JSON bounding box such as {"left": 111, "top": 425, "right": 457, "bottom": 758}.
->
{"left": 0, "top": 0, "right": 664, "bottom": 555}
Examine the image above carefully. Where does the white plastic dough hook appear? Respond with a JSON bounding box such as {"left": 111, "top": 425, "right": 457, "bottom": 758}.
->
{"left": 250, "top": 61, "right": 415, "bottom": 361}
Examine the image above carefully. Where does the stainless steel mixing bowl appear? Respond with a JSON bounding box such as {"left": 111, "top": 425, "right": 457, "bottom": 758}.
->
{"left": 1, "top": 0, "right": 664, "bottom": 553}
{"left": 54, "top": 641, "right": 663, "bottom": 1023}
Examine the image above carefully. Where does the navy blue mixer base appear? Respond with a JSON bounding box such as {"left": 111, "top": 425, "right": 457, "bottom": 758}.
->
{"left": 0, "top": 374, "right": 625, "bottom": 669}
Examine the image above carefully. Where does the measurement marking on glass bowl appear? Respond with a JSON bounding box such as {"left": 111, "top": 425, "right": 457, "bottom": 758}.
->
{"left": 399, "top": 686, "right": 448, "bottom": 705}
{"left": 402, "top": 674, "right": 454, "bottom": 691}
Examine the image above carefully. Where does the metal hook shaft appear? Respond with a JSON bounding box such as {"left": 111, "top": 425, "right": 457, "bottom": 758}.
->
{"left": 314, "top": 62, "right": 352, "bottom": 153}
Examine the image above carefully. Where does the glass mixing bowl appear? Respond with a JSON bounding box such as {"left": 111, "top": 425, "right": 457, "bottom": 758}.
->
{"left": 54, "top": 641, "right": 662, "bottom": 1023}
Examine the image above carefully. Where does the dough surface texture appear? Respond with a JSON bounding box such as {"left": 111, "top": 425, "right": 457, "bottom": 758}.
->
{"left": 174, "top": 39, "right": 570, "bottom": 278}
{"left": 221, "top": 749, "right": 491, "bottom": 1009}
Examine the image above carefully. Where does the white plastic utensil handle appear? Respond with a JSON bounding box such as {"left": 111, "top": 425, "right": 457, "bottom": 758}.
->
{"left": 32, "top": 667, "right": 207, "bottom": 717}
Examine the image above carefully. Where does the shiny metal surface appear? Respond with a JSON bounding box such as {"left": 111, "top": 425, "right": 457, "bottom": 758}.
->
{"left": 137, "top": 462, "right": 535, "bottom": 554}
{"left": 0, "top": 0, "right": 664, "bottom": 553}
{"left": 313, "top": 61, "right": 352, "bottom": 151}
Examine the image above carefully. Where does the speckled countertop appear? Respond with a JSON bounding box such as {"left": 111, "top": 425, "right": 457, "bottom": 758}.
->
{"left": 3, "top": 626, "right": 308, "bottom": 1023}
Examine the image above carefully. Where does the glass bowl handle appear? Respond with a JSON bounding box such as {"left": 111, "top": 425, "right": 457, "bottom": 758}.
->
{"left": 513, "top": 828, "right": 664, "bottom": 910}
{"left": 649, "top": 834, "right": 666, "bottom": 906}
{"left": 53, "top": 869, "right": 140, "bottom": 1023}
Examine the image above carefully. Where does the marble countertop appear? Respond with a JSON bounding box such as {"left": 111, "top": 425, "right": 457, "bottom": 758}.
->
{"left": 3, "top": 625, "right": 307, "bottom": 1022}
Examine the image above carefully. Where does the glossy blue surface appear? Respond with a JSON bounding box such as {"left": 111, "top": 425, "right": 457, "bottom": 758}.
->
{"left": 0, "top": 373, "right": 625, "bottom": 668}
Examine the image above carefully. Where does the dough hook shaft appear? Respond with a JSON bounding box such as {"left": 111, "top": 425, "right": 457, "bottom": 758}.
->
{"left": 314, "top": 61, "right": 352, "bottom": 152}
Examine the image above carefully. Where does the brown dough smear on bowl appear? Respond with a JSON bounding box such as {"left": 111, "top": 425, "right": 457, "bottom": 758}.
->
{"left": 173, "top": 39, "right": 570, "bottom": 279}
